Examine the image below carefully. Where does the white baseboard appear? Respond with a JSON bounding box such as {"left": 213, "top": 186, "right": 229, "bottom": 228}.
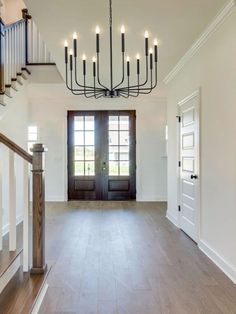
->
{"left": 0, "top": 254, "right": 21, "bottom": 294}
{"left": 136, "top": 195, "right": 167, "bottom": 202}
{"left": 166, "top": 210, "right": 179, "bottom": 228}
{"left": 45, "top": 196, "right": 66, "bottom": 202}
{"left": 31, "top": 282, "right": 49, "bottom": 314}
{"left": 2, "top": 215, "right": 23, "bottom": 237}
{"left": 199, "top": 240, "right": 236, "bottom": 284}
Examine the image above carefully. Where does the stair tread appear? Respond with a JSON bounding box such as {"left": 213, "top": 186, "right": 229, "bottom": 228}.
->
{"left": 0, "top": 223, "right": 23, "bottom": 278}
{"left": 0, "top": 266, "right": 51, "bottom": 314}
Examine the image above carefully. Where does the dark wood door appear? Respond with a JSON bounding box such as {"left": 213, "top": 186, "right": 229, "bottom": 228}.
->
{"left": 68, "top": 110, "right": 136, "bottom": 200}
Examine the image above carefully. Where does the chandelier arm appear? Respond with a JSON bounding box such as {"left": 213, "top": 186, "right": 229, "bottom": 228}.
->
{"left": 70, "top": 70, "right": 101, "bottom": 95}
{"left": 119, "top": 55, "right": 149, "bottom": 91}
{"left": 96, "top": 53, "right": 109, "bottom": 90}
{"left": 66, "top": 63, "right": 97, "bottom": 93}
{"left": 94, "top": 77, "right": 104, "bottom": 99}
{"left": 112, "top": 52, "right": 125, "bottom": 90}
{"left": 120, "top": 61, "right": 157, "bottom": 92}
{"left": 74, "top": 59, "right": 103, "bottom": 91}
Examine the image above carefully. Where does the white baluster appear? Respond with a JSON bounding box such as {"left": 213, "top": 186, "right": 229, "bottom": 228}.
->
{"left": 11, "top": 27, "right": 15, "bottom": 79}
{"left": 8, "top": 150, "right": 16, "bottom": 251}
{"left": 22, "top": 22, "right": 25, "bottom": 67}
{"left": 7, "top": 28, "right": 12, "bottom": 85}
{"left": 23, "top": 160, "right": 30, "bottom": 272}
{"left": 31, "top": 21, "right": 35, "bottom": 63}
{"left": 43, "top": 41, "right": 46, "bottom": 63}
{"left": 0, "top": 146, "right": 2, "bottom": 251}
{"left": 4, "top": 29, "right": 8, "bottom": 85}
{"left": 37, "top": 30, "right": 40, "bottom": 63}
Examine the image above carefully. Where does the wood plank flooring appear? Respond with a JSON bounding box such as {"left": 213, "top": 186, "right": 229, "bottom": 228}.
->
{"left": 39, "top": 201, "right": 236, "bottom": 314}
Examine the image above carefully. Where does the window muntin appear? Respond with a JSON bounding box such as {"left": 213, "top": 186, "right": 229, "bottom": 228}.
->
{"left": 74, "top": 116, "right": 95, "bottom": 176}
{"left": 108, "top": 116, "right": 130, "bottom": 176}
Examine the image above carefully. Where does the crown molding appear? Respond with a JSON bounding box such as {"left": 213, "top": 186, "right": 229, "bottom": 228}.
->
{"left": 164, "top": 0, "right": 236, "bottom": 85}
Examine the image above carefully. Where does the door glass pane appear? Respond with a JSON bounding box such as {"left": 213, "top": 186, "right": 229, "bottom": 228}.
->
{"left": 120, "top": 161, "right": 129, "bottom": 176}
{"left": 109, "top": 146, "right": 119, "bottom": 161}
{"left": 85, "top": 146, "right": 95, "bottom": 161}
{"left": 109, "top": 116, "right": 119, "bottom": 130}
{"left": 120, "top": 131, "right": 129, "bottom": 146}
{"left": 73, "top": 116, "right": 95, "bottom": 176}
{"left": 74, "top": 132, "right": 84, "bottom": 145}
{"left": 120, "top": 116, "right": 129, "bottom": 130}
{"left": 109, "top": 161, "right": 119, "bottom": 176}
{"left": 75, "top": 146, "right": 84, "bottom": 160}
{"left": 74, "top": 161, "right": 84, "bottom": 176}
{"left": 120, "top": 146, "right": 129, "bottom": 161}
{"left": 85, "top": 131, "right": 94, "bottom": 145}
{"left": 74, "top": 117, "right": 84, "bottom": 130}
{"left": 85, "top": 161, "right": 95, "bottom": 176}
{"left": 109, "top": 131, "right": 119, "bottom": 145}
{"left": 85, "top": 116, "right": 94, "bottom": 130}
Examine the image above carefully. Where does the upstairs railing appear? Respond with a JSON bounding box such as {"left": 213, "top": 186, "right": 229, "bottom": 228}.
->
{"left": 0, "top": 8, "right": 54, "bottom": 96}
{"left": 0, "top": 133, "right": 47, "bottom": 274}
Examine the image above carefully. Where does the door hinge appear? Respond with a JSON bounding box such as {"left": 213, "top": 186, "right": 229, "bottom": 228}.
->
{"left": 176, "top": 115, "right": 181, "bottom": 123}
{"left": 178, "top": 205, "right": 181, "bottom": 212}
{"left": 178, "top": 161, "right": 181, "bottom": 167}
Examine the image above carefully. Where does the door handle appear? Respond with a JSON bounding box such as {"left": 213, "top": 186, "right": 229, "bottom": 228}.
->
{"left": 191, "top": 174, "right": 198, "bottom": 180}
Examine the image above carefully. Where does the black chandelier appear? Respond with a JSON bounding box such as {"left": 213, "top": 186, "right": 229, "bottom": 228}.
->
{"left": 64, "top": 0, "right": 159, "bottom": 98}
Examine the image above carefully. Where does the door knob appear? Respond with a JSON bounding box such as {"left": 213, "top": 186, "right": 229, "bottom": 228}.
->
{"left": 191, "top": 174, "right": 198, "bottom": 179}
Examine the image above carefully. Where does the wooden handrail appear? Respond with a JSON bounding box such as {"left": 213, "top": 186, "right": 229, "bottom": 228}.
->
{"left": 0, "top": 133, "right": 32, "bottom": 164}
{"left": 4, "top": 19, "right": 25, "bottom": 30}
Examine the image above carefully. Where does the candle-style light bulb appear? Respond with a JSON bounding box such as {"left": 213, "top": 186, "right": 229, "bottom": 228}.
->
{"left": 121, "top": 25, "right": 125, "bottom": 34}
{"left": 82, "top": 54, "right": 86, "bottom": 60}
{"left": 121, "top": 25, "right": 125, "bottom": 53}
{"left": 154, "top": 39, "right": 158, "bottom": 62}
{"left": 73, "top": 32, "right": 77, "bottom": 40}
{"left": 96, "top": 26, "right": 100, "bottom": 34}
{"left": 127, "top": 56, "right": 130, "bottom": 76}
{"left": 136, "top": 54, "right": 140, "bottom": 75}
{"left": 64, "top": 40, "right": 68, "bottom": 47}
{"left": 145, "top": 31, "right": 149, "bottom": 56}
{"left": 92, "top": 57, "right": 96, "bottom": 77}
{"left": 149, "top": 48, "right": 153, "bottom": 54}
{"left": 69, "top": 49, "right": 73, "bottom": 56}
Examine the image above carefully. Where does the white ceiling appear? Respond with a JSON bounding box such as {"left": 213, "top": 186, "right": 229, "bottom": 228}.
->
{"left": 24, "top": 0, "right": 228, "bottom": 85}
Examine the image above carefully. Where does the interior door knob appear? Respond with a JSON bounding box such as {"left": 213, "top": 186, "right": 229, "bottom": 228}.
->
{"left": 191, "top": 174, "right": 198, "bottom": 179}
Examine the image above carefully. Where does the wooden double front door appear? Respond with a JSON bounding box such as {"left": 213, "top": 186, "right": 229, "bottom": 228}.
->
{"left": 68, "top": 110, "right": 136, "bottom": 200}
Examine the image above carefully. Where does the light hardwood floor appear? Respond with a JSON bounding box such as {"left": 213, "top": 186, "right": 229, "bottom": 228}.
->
{"left": 39, "top": 201, "right": 236, "bottom": 314}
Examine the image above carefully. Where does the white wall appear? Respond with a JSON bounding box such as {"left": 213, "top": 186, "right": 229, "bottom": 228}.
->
{"left": 0, "top": 84, "right": 29, "bottom": 234}
{"left": 28, "top": 83, "right": 167, "bottom": 202}
{"left": 167, "top": 10, "right": 236, "bottom": 281}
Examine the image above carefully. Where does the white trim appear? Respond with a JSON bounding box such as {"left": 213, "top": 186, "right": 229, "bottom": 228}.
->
{"left": 2, "top": 214, "right": 23, "bottom": 237}
{"left": 31, "top": 282, "right": 49, "bottom": 314}
{"left": 0, "top": 254, "right": 21, "bottom": 294}
{"left": 166, "top": 211, "right": 179, "bottom": 228}
{"left": 164, "top": 0, "right": 236, "bottom": 84}
{"left": 136, "top": 196, "right": 167, "bottom": 202}
{"left": 45, "top": 196, "right": 67, "bottom": 202}
{"left": 199, "top": 240, "right": 236, "bottom": 284}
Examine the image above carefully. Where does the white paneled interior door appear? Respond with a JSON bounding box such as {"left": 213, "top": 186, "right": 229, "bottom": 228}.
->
{"left": 178, "top": 90, "right": 200, "bottom": 243}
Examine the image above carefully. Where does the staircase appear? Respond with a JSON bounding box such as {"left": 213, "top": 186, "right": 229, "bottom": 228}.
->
{"left": 0, "top": 8, "right": 54, "bottom": 107}
{"left": 0, "top": 7, "right": 52, "bottom": 313}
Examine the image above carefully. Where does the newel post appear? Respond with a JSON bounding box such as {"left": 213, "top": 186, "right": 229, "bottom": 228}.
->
{"left": 22, "top": 8, "right": 31, "bottom": 65}
{"left": 31, "top": 143, "right": 47, "bottom": 274}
